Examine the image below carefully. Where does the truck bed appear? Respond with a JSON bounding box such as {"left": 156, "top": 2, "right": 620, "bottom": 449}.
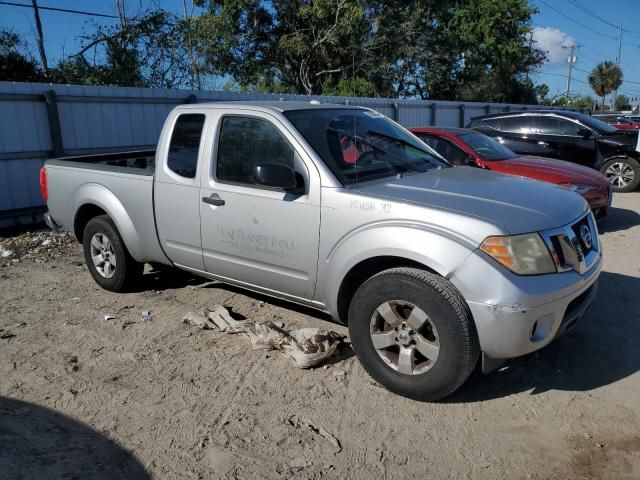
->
{"left": 44, "top": 149, "right": 168, "bottom": 264}
{"left": 47, "top": 150, "right": 156, "bottom": 175}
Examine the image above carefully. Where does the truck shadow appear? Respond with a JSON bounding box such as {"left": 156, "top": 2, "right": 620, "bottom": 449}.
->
{"left": 0, "top": 396, "right": 150, "bottom": 479}
{"left": 598, "top": 206, "right": 640, "bottom": 233}
{"left": 447, "top": 271, "right": 640, "bottom": 403}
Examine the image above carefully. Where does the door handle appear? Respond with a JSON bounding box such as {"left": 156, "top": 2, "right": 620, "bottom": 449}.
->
{"left": 202, "top": 194, "right": 225, "bottom": 206}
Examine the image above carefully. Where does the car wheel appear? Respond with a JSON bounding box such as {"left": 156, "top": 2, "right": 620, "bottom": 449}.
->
{"left": 82, "top": 215, "right": 143, "bottom": 292}
{"left": 600, "top": 156, "right": 640, "bottom": 192}
{"left": 348, "top": 267, "right": 479, "bottom": 401}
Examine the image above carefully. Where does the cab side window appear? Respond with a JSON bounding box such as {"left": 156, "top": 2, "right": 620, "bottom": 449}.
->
{"left": 217, "top": 116, "right": 295, "bottom": 185}
{"left": 167, "top": 114, "right": 205, "bottom": 179}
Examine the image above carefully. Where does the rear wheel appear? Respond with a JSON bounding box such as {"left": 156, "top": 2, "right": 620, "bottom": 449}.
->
{"left": 600, "top": 156, "right": 640, "bottom": 192}
{"left": 82, "top": 215, "right": 143, "bottom": 292}
{"left": 348, "top": 267, "right": 479, "bottom": 401}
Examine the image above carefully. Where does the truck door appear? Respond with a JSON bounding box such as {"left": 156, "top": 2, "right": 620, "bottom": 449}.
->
{"left": 154, "top": 112, "right": 207, "bottom": 270}
{"left": 199, "top": 112, "right": 321, "bottom": 300}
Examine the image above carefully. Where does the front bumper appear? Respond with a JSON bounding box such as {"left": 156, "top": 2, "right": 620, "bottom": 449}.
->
{"left": 450, "top": 247, "right": 602, "bottom": 361}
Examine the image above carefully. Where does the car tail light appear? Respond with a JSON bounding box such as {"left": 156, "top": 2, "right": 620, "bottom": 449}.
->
{"left": 39, "top": 166, "right": 48, "bottom": 201}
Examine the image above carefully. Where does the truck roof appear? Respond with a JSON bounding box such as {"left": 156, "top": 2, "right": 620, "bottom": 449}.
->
{"left": 177, "top": 100, "right": 366, "bottom": 113}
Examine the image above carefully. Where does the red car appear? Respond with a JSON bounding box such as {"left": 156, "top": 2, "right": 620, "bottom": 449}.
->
{"left": 592, "top": 114, "right": 640, "bottom": 130}
{"left": 410, "top": 127, "right": 612, "bottom": 219}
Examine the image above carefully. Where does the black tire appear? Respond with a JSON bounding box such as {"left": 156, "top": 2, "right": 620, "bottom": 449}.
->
{"left": 600, "top": 156, "right": 640, "bottom": 193}
{"left": 82, "top": 215, "right": 143, "bottom": 292}
{"left": 348, "top": 267, "right": 479, "bottom": 401}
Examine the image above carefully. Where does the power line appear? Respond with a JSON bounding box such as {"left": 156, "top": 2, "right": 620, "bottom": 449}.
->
{"left": 537, "top": 0, "right": 617, "bottom": 40}
{"left": 562, "top": 0, "right": 640, "bottom": 42}
{"left": 0, "top": 1, "right": 119, "bottom": 19}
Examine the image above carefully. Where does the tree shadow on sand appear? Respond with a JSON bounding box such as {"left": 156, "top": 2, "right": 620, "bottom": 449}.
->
{"left": 0, "top": 397, "right": 150, "bottom": 480}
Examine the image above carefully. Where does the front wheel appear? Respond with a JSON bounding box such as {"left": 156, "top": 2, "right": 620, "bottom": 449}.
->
{"left": 348, "top": 267, "right": 479, "bottom": 401}
{"left": 82, "top": 215, "right": 143, "bottom": 292}
{"left": 600, "top": 156, "right": 640, "bottom": 192}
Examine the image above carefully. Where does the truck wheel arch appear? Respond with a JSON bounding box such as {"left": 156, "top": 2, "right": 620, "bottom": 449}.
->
{"left": 336, "top": 256, "right": 437, "bottom": 323}
{"left": 71, "top": 184, "right": 145, "bottom": 261}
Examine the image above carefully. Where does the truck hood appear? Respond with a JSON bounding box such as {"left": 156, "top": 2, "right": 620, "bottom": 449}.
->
{"left": 355, "top": 167, "right": 588, "bottom": 234}
{"left": 487, "top": 156, "right": 608, "bottom": 187}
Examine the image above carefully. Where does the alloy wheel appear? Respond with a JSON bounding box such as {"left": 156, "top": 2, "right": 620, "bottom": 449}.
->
{"left": 605, "top": 161, "right": 635, "bottom": 189}
{"left": 90, "top": 233, "right": 117, "bottom": 278}
{"left": 369, "top": 300, "right": 440, "bottom": 375}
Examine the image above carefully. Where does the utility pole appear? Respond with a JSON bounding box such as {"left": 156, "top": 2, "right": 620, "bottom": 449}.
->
{"left": 525, "top": 29, "right": 534, "bottom": 82}
{"left": 563, "top": 45, "right": 577, "bottom": 99}
{"left": 613, "top": 23, "right": 623, "bottom": 109}
{"left": 31, "top": 0, "right": 48, "bottom": 74}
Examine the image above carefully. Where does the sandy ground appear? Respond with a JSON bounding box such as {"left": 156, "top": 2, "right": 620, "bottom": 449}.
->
{"left": 1, "top": 192, "right": 639, "bottom": 480}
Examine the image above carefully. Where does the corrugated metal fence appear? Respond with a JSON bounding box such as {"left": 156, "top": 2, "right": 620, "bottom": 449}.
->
{"left": 0, "top": 81, "right": 581, "bottom": 227}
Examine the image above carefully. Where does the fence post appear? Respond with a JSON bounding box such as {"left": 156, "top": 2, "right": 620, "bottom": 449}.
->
{"left": 485, "top": 104, "right": 491, "bottom": 115}
{"left": 459, "top": 104, "right": 465, "bottom": 127}
{"left": 504, "top": 105, "right": 511, "bottom": 112}
{"left": 392, "top": 102, "right": 399, "bottom": 121}
{"left": 430, "top": 103, "right": 437, "bottom": 126}
{"left": 44, "top": 90, "right": 64, "bottom": 157}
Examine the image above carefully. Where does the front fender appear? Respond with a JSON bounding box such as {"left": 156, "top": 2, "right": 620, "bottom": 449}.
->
{"left": 318, "top": 222, "right": 476, "bottom": 317}
{"left": 72, "top": 183, "right": 146, "bottom": 261}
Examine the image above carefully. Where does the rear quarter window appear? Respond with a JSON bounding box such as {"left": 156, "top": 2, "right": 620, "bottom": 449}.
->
{"left": 167, "top": 113, "right": 205, "bottom": 179}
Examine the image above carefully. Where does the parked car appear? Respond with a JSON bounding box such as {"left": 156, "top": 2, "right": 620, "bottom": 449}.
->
{"left": 41, "top": 102, "right": 601, "bottom": 401}
{"left": 410, "top": 127, "right": 611, "bottom": 219}
{"left": 468, "top": 110, "right": 640, "bottom": 192}
{"left": 592, "top": 113, "right": 640, "bottom": 131}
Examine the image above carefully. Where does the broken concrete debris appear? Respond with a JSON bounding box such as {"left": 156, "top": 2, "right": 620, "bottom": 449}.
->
{"left": 182, "top": 304, "right": 344, "bottom": 368}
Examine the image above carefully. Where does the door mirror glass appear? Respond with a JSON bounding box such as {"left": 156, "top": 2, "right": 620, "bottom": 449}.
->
{"left": 254, "top": 163, "right": 300, "bottom": 191}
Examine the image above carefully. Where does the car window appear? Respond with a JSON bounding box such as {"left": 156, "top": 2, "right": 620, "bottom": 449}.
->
{"left": 417, "top": 134, "right": 469, "bottom": 166}
{"left": 494, "top": 116, "right": 538, "bottom": 134}
{"left": 167, "top": 113, "right": 205, "bottom": 178}
{"left": 538, "top": 116, "right": 582, "bottom": 136}
{"left": 216, "top": 116, "right": 295, "bottom": 185}
{"left": 457, "top": 132, "right": 515, "bottom": 161}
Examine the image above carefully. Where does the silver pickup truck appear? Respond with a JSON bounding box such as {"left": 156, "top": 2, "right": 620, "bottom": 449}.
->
{"left": 42, "top": 102, "right": 602, "bottom": 400}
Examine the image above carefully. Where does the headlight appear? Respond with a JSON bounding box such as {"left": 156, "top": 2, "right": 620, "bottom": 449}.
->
{"left": 480, "top": 234, "right": 556, "bottom": 275}
{"left": 558, "top": 183, "right": 597, "bottom": 195}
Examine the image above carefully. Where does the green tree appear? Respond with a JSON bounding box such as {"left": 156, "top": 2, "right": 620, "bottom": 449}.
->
{"left": 193, "top": 0, "right": 545, "bottom": 100}
{"left": 0, "top": 29, "right": 45, "bottom": 82}
{"left": 588, "top": 61, "right": 623, "bottom": 110}
{"left": 614, "top": 94, "right": 630, "bottom": 111}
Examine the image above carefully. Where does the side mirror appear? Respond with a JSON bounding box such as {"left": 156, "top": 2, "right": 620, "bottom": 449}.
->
{"left": 254, "top": 163, "right": 302, "bottom": 192}
{"left": 577, "top": 128, "right": 592, "bottom": 139}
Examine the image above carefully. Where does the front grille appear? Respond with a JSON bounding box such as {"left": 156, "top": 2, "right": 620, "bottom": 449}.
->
{"left": 540, "top": 212, "right": 599, "bottom": 275}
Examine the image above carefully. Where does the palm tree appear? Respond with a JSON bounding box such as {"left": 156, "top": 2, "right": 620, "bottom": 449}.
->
{"left": 588, "top": 61, "right": 623, "bottom": 110}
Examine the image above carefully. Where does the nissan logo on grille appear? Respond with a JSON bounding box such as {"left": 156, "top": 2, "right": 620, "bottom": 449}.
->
{"left": 580, "top": 224, "right": 592, "bottom": 251}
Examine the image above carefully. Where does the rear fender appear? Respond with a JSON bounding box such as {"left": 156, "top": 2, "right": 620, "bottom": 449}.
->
{"left": 72, "top": 183, "right": 145, "bottom": 261}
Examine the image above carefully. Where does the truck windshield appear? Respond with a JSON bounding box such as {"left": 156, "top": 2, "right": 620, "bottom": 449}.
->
{"left": 457, "top": 132, "right": 516, "bottom": 161}
{"left": 283, "top": 108, "right": 447, "bottom": 185}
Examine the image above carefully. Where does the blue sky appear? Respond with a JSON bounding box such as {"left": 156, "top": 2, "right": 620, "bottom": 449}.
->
{"left": 2, "top": 0, "right": 640, "bottom": 102}
{"left": 531, "top": 0, "right": 640, "bottom": 102}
